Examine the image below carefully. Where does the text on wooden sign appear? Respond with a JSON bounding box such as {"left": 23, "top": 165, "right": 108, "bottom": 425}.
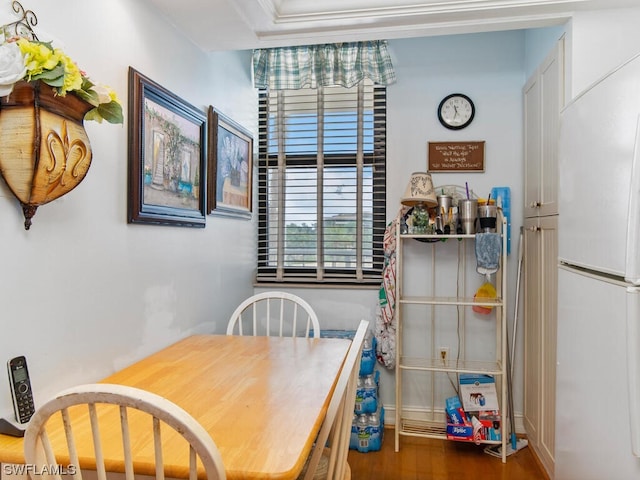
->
{"left": 428, "top": 141, "right": 485, "bottom": 172}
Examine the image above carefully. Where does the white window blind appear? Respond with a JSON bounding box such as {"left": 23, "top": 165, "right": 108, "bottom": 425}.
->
{"left": 257, "top": 81, "right": 387, "bottom": 285}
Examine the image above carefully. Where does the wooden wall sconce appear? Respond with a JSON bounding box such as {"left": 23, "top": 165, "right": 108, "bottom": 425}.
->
{"left": 0, "top": 80, "right": 93, "bottom": 230}
{"left": 0, "top": 1, "right": 122, "bottom": 230}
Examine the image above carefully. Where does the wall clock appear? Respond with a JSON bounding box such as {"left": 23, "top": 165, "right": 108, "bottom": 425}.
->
{"left": 437, "top": 93, "right": 475, "bottom": 130}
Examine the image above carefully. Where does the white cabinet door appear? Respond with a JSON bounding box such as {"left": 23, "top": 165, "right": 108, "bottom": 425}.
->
{"left": 539, "top": 50, "right": 562, "bottom": 217}
{"left": 524, "top": 71, "right": 542, "bottom": 218}
{"left": 539, "top": 215, "right": 557, "bottom": 476}
{"left": 523, "top": 215, "right": 557, "bottom": 478}
{"left": 524, "top": 39, "right": 564, "bottom": 218}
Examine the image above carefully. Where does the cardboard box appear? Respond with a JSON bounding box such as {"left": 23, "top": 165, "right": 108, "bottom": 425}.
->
{"left": 478, "top": 411, "right": 502, "bottom": 441}
{"left": 445, "top": 396, "right": 467, "bottom": 425}
{"left": 459, "top": 374, "right": 500, "bottom": 412}
{"left": 445, "top": 395, "right": 475, "bottom": 442}
{"left": 446, "top": 423, "right": 474, "bottom": 442}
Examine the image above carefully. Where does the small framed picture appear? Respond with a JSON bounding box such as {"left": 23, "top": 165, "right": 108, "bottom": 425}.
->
{"left": 428, "top": 141, "right": 485, "bottom": 172}
{"left": 127, "top": 67, "right": 207, "bottom": 227}
{"left": 207, "top": 107, "right": 253, "bottom": 219}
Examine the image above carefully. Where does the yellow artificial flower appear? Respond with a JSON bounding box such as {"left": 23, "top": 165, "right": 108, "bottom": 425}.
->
{"left": 108, "top": 89, "right": 119, "bottom": 104}
{"left": 17, "top": 38, "right": 60, "bottom": 78}
{"left": 58, "top": 51, "right": 82, "bottom": 94}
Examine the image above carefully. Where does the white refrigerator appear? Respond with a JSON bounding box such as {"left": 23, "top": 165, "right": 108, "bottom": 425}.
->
{"left": 557, "top": 51, "right": 640, "bottom": 479}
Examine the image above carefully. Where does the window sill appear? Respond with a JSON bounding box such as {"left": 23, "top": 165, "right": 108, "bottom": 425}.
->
{"left": 253, "top": 281, "right": 379, "bottom": 290}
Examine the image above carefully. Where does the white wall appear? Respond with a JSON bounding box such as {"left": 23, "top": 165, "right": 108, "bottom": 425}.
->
{"left": 524, "top": 26, "right": 566, "bottom": 80}
{"left": 0, "top": 0, "right": 257, "bottom": 410}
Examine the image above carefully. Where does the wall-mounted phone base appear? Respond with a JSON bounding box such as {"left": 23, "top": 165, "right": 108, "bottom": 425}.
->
{"left": 0, "top": 417, "right": 25, "bottom": 437}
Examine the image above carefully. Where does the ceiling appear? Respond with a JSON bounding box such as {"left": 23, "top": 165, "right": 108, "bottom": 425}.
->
{"left": 144, "top": 0, "right": 640, "bottom": 51}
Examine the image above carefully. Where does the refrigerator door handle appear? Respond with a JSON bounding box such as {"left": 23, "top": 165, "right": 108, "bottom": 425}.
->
{"left": 627, "top": 287, "right": 640, "bottom": 457}
{"left": 624, "top": 116, "right": 640, "bottom": 285}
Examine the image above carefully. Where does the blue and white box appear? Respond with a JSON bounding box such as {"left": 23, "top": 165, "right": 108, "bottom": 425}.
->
{"left": 445, "top": 395, "right": 467, "bottom": 425}
{"left": 459, "top": 374, "right": 500, "bottom": 413}
{"left": 446, "top": 423, "right": 474, "bottom": 442}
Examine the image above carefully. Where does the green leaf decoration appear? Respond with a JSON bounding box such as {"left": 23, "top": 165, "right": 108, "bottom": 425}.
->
{"left": 97, "top": 100, "right": 124, "bottom": 124}
{"left": 74, "top": 88, "right": 98, "bottom": 105}
{"left": 31, "top": 64, "right": 65, "bottom": 87}
{"left": 84, "top": 108, "right": 104, "bottom": 123}
{"left": 81, "top": 76, "right": 96, "bottom": 90}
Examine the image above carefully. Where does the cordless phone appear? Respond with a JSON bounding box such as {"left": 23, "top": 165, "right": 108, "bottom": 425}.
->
{"left": 7, "top": 356, "right": 35, "bottom": 424}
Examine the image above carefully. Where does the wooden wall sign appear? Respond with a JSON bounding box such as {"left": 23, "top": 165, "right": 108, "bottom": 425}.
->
{"left": 428, "top": 141, "right": 485, "bottom": 172}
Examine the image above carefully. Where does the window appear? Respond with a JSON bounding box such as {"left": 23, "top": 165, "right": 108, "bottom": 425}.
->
{"left": 257, "top": 81, "right": 387, "bottom": 285}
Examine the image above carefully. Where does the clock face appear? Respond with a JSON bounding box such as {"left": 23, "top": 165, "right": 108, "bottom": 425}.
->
{"left": 438, "top": 94, "right": 475, "bottom": 130}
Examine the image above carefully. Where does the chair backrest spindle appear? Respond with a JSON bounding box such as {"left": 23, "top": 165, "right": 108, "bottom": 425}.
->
{"left": 119, "top": 405, "right": 135, "bottom": 480}
{"left": 153, "top": 416, "right": 164, "bottom": 480}
{"left": 87, "top": 403, "right": 107, "bottom": 480}
{"left": 227, "top": 292, "right": 320, "bottom": 338}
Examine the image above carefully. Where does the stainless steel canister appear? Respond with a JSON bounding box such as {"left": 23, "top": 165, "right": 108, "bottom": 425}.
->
{"left": 458, "top": 199, "right": 478, "bottom": 234}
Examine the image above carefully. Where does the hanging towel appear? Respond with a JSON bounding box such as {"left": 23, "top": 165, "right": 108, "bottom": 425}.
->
{"left": 374, "top": 206, "right": 408, "bottom": 370}
{"left": 475, "top": 233, "right": 502, "bottom": 275}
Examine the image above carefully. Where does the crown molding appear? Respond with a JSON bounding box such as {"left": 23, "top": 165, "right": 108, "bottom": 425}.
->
{"left": 147, "top": 0, "right": 640, "bottom": 51}
{"left": 252, "top": 11, "right": 570, "bottom": 46}
{"left": 266, "top": 0, "right": 586, "bottom": 24}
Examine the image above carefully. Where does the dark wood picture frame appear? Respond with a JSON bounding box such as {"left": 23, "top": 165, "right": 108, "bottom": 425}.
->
{"left": 428, "top": 141, "right": 485, "bottom": 172}
{"left": 207, "top": 107, "right": 253, "bottom": 219}
{"left": 128, "top": 67, "right": 207, "bottom": 227}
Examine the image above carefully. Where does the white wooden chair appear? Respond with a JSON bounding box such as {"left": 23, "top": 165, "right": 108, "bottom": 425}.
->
{"left": 298, "top": 319, "right": 369, "bottom": 480}
{"left": 23, "top": 383, "right": 226, "bottom": 480}
{"left": 226, "top": 291, "right": 321, "bottom": 338}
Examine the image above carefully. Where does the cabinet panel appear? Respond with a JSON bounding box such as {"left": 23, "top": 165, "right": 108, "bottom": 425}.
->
{"left": 523, "top": 215, "right": 557, "bottom": 478}
{"left": 523, "top": 218, "right": 541, "bottom": 445}
{"left": 539, "top": 51, "right": 563, "bottom": 216}
{"left": 524, "top": 74, "right": 542, "bottom": 218}
{"left": 539, "top": 215, "right": 558, "bottom": 475}
{"left": 524, "top": 38, "right": 564, "bottom": 218}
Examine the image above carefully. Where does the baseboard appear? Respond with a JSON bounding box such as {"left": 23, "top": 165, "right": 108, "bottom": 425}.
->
{"left": 525, "top": 441, "right": 552, "bottom": 480}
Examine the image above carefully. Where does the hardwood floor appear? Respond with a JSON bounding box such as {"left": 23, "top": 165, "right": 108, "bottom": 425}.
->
{"left": 347, "top": 429, "right": 547, "bottom": 480}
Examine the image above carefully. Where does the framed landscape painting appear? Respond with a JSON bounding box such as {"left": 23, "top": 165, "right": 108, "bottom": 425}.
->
{"left": 207, "top": 107, "right": 253, "bottom": 219}
{"left": 128, "top": 67, "right": 207, "bottom": 227}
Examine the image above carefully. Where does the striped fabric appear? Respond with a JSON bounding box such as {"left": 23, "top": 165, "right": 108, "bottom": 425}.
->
{"left": 253, "top": 40, "right": 396, "bottom": 89}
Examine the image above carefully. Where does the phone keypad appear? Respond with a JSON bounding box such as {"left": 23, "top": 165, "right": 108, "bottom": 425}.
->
{"left": 16, "top": 385, "right": 35, "bottom": 422}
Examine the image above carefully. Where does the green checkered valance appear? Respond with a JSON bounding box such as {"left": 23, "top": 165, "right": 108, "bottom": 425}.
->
{"left": 252, "top": 40, "right": 396, "bottom": 90}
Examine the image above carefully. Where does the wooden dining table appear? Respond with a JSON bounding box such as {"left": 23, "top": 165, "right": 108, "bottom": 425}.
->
{"left": 0, "top": 334, "right": 352, "bottom": 480}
